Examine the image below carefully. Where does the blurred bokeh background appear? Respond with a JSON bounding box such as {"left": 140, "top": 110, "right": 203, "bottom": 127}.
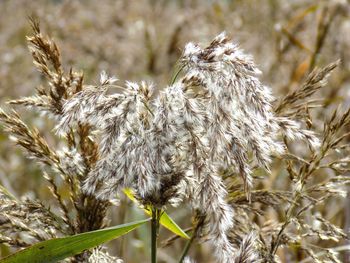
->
{"left": 0, "top": 0, "right": 349, "bottom": 262}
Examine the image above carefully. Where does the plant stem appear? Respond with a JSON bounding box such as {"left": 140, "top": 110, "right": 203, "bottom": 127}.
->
{"left": 178, "top": 231, "right": 196, "bottom": 263}
{"left": 151, "top": 207, "right": 160, "bottom": 263}
{"left": 170, "top": 63, "right": 186, "bottom": 85}
{"left": 178, "top": 218, "right": 203, "bottom": 263}
{"left": 270, "top": 194, "right": 299, "bottom": 255}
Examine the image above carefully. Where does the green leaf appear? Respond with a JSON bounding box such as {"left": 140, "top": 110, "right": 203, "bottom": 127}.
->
{"left": 158, "top": 212, "right": 189, "bottom": 239}
{"left": 0, "top": 219, "right": 150, "bottom": 263}
{"left": 123, "top": 188, "right": 190, "bottom": 239}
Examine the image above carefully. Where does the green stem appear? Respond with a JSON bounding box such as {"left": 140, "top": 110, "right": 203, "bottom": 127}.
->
{"left": 151, "top": 207, "right": 160, "bottom": 263}
{"left": 178, "top": 232, "right": 196, "bottom": 263}
{"left": 270, "top": 191, "right": 301, "bottom": 255}
{"left": 178, "top": 217, "right": 204, "bottom": 263}
{"left": 170, "top": 64, "right": 186, "bottom": 85}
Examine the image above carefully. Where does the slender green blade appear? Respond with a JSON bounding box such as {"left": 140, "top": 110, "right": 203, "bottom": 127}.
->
{"left": 159, "top": 212, "right": 189, "bottom": 239}
{"left": 0, "top": 219, "right": 150, "bottom": 263}
{"left": 123, "top": 188, "right": 189, "bottom": 239}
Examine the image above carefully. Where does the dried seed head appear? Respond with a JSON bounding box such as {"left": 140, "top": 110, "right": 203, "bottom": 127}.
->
{"left": 51, "top": 33, "right": 329, "bottom": 261}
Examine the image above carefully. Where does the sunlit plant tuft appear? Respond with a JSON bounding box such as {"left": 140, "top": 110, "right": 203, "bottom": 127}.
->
{"left": 0, "top": 18, "right": 349, "bottom": 263}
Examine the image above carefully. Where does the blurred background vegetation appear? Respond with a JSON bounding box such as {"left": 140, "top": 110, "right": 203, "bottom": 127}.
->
{"left": 0, "top": 0, "right": 349, "bottom": 262}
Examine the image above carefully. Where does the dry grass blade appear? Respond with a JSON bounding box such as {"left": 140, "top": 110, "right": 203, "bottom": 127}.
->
{"left": 275, "top": 61, "right": 339, "bottom": 114}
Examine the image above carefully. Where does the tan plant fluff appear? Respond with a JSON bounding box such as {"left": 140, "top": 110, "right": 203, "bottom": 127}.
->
{"left": 0, "top": 19, "right": 349, "bottom": 263}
